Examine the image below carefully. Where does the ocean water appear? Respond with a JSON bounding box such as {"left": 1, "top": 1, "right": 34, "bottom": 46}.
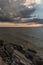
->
{"left": 31, "top": 4, "right": 43, "bottom": 19}
{"left": 0, "top": 28, "right": 43, "bottom": 47}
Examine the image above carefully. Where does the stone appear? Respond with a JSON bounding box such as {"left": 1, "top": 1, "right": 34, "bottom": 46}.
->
{"left": 0, "top": 40, "right": 4, "bottom": 47}
{"left": 0, "top": 40, "right": 43, "bottom": 65}
{"left": 27, "top": 48, "right": 37, "bottom": 54}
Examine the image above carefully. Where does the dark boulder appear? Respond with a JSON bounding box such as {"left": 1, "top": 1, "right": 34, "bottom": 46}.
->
{"left": 27, "top": 48, "right": 37, "bottom": 54}
{"left": 0, "top": 40, "right": 4, "bottom": 47}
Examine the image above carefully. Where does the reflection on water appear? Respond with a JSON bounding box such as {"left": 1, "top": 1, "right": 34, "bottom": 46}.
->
{"left": 0, "top": 27, "right": 43, "bottom": 47}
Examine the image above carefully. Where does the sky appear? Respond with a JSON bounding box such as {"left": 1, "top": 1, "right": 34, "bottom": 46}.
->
{"left": 34, "top": 0, "right": 43, "bottom": 4}
{"left": 36, "top": 0, "right": 41, "bottom": 4}
{"left": 41, "top": 0, "right": 43, "bottom": 4}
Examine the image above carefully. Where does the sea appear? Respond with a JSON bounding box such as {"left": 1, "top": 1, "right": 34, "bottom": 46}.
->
{"left": 0, "top": 27, "right": 43, "bottom": 47}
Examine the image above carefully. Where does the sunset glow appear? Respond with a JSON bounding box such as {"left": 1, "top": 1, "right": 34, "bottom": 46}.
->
{"left": 0, "top": 22, "right": 43, "bottom": 27}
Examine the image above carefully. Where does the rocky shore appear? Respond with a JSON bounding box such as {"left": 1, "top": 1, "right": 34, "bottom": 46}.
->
{"left": 0, "top": 40, "right": 43, "bottom": 65}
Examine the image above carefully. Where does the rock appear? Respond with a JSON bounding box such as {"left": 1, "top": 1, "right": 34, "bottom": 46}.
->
{"left": 0, "top": 57, "right": 3, "bottom": 65}
{"left": 0, "top": 40, "right": 43, "bottom": 65}
{"left": 0, "top": 40, "right": 4, "bottom": 47}
{"left": 13, "top": 50, "right": 32, "bottom": 65}
{"left": 0, "top": 57, "right": 7, "bottom": 65}
{"left": 13, "top": 44, "right": 23, "bottom": 51}
{"left": 32, "top": 55, "right": 43, "bottom": 65}
{"left": 27, "top": 48, "right": 37, "bottom": 54}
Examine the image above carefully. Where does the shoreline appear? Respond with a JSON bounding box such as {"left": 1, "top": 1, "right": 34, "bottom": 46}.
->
{"left": 0, "top": 22, "right": 43, "bottom": 27}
